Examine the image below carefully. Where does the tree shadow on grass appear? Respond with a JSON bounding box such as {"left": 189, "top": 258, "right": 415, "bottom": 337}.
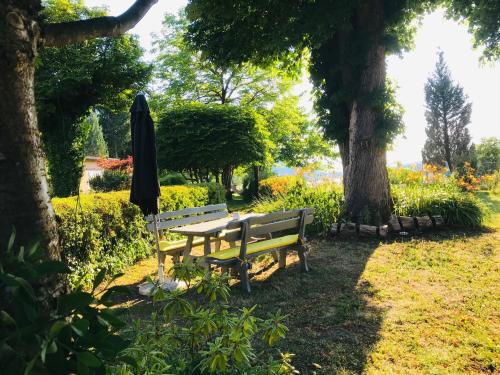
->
{"left": 229, "top": 238, "right": 384, "bottom": 374}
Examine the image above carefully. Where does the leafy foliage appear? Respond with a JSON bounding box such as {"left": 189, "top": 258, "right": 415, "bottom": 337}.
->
{"left": 152, "top": 11, "right": 295, "bottom": 109}
{"left": 476, "top": 137, "right": 500, "bottom": 175}
{"left": 36, "top": 0, "right": 151, "bottom": 197}
{"left": 392, "top": 182, "right": 486, "bottom": 227}
{"left": 258, "top": 176, "right": 301, "bottom": 197}
{"left": 254, "top": 181, "right": 344, "bottom": 235}
{"left": 97, "top": 107, "right": 131, "bottom": 158}
{"left": 255, "top": 176, "right": 486, "bottom": 230}
{"left": 156, "top": 103, "right": 266, "bottom": 183}
{"left": 89, "top": 170, "right": 130, "bottom": 193}
{"left": 111, "top": 263, "right": 295, "bottom": 374}
{"left": 422, "top": 51, "right": 473, "bottom": 172}
{"left": 0, "top": 232, "right": 131, "bottom": 375}
{"left": 83, "top": 111, "right": 108, "bottom": 157}
{"left": 52, "top": 186, "right": 216, "bottom": 288}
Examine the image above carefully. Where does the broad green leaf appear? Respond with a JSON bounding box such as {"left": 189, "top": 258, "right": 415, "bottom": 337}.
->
{"left": 76, "top": 351, "right": 102, "bottom": 368}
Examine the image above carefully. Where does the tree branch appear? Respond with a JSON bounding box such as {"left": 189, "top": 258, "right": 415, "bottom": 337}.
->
{"left": 43, "top": 0, "right": 158, "bottom": 47}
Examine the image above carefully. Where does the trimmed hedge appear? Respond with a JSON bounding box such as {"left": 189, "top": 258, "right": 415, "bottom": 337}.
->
{"left": 53, "top": 185, "right": 224, "bottom": 288}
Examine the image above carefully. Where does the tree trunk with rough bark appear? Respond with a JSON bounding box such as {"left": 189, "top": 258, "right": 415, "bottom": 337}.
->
{"left": 0, "top": 1, "right": 60, "bottom": 258}
{"left": 341, "top": 0, "right": 391, "bottom": 225}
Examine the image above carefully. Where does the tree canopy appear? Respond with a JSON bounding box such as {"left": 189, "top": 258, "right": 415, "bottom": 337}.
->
{"left": 476, "top": 137, "right": 500, "bottom": 175}
{"left": 422, "top": 51, "right": 472, "bottom": 172}
{"left": 152, "top": 11, "right": 295, "bottom": 108}
{"left": 156, "top": 103, "right": 266, "bottom": 186}
{"left": 36, "top": 0, "right": 151, "bottom": 197}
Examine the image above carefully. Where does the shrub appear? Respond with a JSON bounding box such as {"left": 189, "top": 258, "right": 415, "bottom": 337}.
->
{"left": 89, "top": 170, "right": 131, "bottom": 192}
{"left": 258, "top": 175, "right": 301, "bottom": 197}
{"left": 195, "top": 182, "right": 226, "bottom": 204}
{"left": 111, "top": 263, "right": 295, "bottom": 374}
{"left": 388, "top": 165, "right": 424, "bottom": 185}
{"left": 254, "top": 179, "right": 486, "bottom": 232}
{"left": 159, "top": 172, "right": 187, "bottom": 186}
{"left": 392, "top": 182, "right": 486, "bottom": 227}
{"left": 0, "top": 233, "right": 130, "bottom": 375}
{"left": 253, "top": 182, "right": 343, "bottom": 235}
{"left": 52, "top": 186, "right": 212, "bottom": 288}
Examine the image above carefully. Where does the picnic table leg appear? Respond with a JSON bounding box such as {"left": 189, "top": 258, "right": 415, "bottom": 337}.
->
{"left": 203, "top": 235, "right": 212, "bottom": 272}
{"left": 278, "top": 248, "right": 287, "bottom": 268}
{"left": 182, "top": 235, "right": 194, "bottom": 263}
{"left": 214, "top": 238, "right": 221, "bottom": 252}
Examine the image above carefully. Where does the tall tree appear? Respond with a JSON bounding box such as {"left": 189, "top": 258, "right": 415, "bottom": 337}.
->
{"left": 0, "top": 0, "right": 157, "bottom": 258}
{"left": 152, "top": 11, "right": 294, "bottom": 109}
{"left": 36, "top": 0, "right": 151, "bottom": 197}
{"left": 98, "top": 107, "right": 131, "bottom": 158}
{"left": 185, "top": 0, "right": 499, "bottom": 224}
{"left": 153, "top": 10, "right": 333, "bottom": 195}
{"left": 422, "top": 51, "right": 472, "bottom": 172}
{"left": 476, "top": 137, "right": 500, "bottom": 175}
{"left": 83, "top": 111, "right": 108, "bottom": 157}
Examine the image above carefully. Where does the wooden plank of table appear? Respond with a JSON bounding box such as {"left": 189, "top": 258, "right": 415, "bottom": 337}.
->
{"left": 170, "top": 213, "right": 262, "bottom": 236}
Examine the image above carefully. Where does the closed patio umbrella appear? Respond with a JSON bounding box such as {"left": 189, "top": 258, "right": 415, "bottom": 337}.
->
{"left": 129, "top": 93, "right": 164, "bottom": 283}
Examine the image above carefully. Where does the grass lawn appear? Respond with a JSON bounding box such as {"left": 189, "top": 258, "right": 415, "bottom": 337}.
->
{"left": 112, "top": 193, "right": 500, "bottom": 374}
{"left": 477, "top": 190, "right": 500, "bottom": 228}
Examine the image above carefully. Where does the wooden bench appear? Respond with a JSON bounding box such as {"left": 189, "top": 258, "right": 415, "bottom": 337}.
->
{"left": 204, "top": 208, "right": 314, "bottom": 293}
{"left": 145, "top": 203, "right": 228, "bottom": 266}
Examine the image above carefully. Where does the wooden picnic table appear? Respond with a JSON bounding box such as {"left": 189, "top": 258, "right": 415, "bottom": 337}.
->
{"left": 169, "top": 213, "right": 263, "bottom": 260}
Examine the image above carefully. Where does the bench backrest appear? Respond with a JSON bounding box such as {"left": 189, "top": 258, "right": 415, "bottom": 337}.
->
{"left": 145, "top": 203, "right": 228, "bottom": 232}
{"left": 225, "top": 208, "right": 313, "bottom": 258}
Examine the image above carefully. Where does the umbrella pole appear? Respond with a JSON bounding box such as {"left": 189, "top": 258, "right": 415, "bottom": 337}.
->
{"left": 152, "top": 214, "right": 164, "bottom": 284}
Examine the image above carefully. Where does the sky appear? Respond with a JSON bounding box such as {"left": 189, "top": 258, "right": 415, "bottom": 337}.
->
{"left": 85, "top": 1, "right": 499, "bottom": 166}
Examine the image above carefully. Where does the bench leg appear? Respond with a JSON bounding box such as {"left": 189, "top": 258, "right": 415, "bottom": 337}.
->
{"left": 172, "top": 251, "right": 181, "bottom": 264}
{"left": 214, "top": 239, "right": 221, "bottom": 252}
{"left": 278, "top": 248, "right": 287, "bottom": 268}
{"left": 298, "top": 245, "right": 309, "bottom": 272}
{"left": 239, "top": 264, "right": 251, "bottom": 293}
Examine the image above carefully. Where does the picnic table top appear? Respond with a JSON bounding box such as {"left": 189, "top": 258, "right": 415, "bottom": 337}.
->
{"left": 169, "top": 212, "right": 263, "bottom": 237}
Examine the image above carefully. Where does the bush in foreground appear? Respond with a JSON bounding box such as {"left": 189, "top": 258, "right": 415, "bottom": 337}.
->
{"left": 0, "top": 234, "right": 130, "bottom": 375}
{"left": 111, "top": 263, "right": 295, "bottom": 374}
{"left": 53, "top": 185, "right": 222, "bottom": 288}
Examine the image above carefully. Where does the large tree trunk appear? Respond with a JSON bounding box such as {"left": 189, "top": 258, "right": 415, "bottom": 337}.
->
{"left": 342, "top": 0, "right": 391, "bottom": 225}
{"left": 0, "top": 2, "right": 60, "bottom": 258}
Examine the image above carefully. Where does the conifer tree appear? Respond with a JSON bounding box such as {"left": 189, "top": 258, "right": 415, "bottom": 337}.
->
{"left": 422, "top": 51, "right": 473, "bottom": 172}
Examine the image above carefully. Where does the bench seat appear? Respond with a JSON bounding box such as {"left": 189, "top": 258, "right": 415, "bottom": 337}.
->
{"left": 159, "top": 237, "right": 206, "bottom": 252}
{"left": 207, "top": 234, "right": 299, "bottom": 261}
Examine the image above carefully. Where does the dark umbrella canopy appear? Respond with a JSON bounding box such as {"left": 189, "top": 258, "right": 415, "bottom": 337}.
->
{"left": 130, "top": 93, "right": 160, "bottom": 216}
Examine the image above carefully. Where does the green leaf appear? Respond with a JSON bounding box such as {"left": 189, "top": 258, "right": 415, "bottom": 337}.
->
{"left": 71, "top": 319, "right": 90, "bottom": 337}
{"left": 18, "top": 246, "right": 24, "bottom": 262}
{"left": 58, "top": 292, "right": 94, "bottom": 314}
{"left": 0, "top": 311, "right": 16, "bottom": 326}
{"left": 49, "top": 320, "right": 67, "bottom": 338}
{"left": 24, "top": 355, "right": 38, "bottom": 375}
{"left": 76, "top": 351, "right": 102, "bottom": 368}
{"left": 36, "top": 261, "right": 71, "bottom": 275}
{"left": 97, "top": 311, "right": 125, "bottom": 329}
{"left": 7, "top": 229, "right": 15, "bottom": 254}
